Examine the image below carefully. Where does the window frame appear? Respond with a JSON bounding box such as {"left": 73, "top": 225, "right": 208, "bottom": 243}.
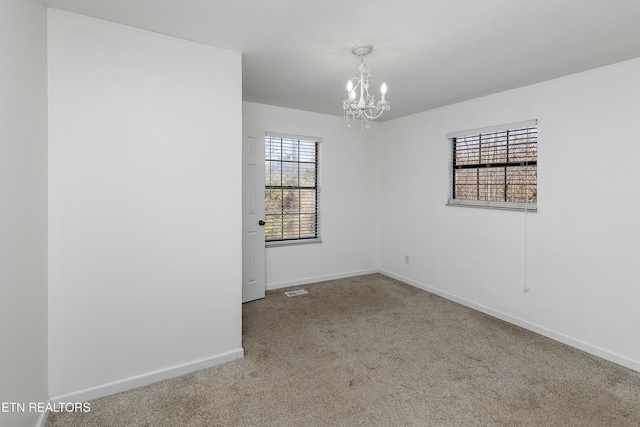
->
{"left": 264, "top": 133, "right": 322, "bottom": 247}
{"left": 447, "top": 120, "right": 538, "bottom": 212}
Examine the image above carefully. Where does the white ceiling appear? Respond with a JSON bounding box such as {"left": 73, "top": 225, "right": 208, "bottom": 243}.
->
{"left": 44, "top": 0, "right": 640, "bottom": 121}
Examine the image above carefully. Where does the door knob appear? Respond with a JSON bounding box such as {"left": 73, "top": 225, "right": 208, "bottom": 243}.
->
{"left": 258, "top": 220, "right": 266, "bottom": 226}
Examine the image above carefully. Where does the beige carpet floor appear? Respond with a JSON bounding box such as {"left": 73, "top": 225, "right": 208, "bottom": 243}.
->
{"left": 47, "top": 274, "right": 640, "bottom": 426}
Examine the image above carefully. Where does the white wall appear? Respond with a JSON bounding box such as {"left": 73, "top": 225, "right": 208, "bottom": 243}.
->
{"left": 48, "top": 10, "right": 243, "bottom": 399}
{"left": 243, "top": 103, "right": 378, "bottom": 288}
{"left": 377, "top": 57, "right": 640, "bottom": 371}
{"left": 0, "top": 1, "right": 49, "bottom": 426}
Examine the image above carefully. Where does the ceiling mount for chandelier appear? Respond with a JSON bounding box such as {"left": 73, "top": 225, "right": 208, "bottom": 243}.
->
{"left": 343, "top": 44, "right": 390, "bottom": 129}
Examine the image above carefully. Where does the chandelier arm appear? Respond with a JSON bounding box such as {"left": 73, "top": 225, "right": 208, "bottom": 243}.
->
{"left": 364, "top": 108, "right": 385, "bottom": 120}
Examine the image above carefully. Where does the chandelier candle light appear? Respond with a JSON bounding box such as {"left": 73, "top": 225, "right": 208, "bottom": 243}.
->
{"left": 343, "top": 44, "right": 390, "bottom": 129}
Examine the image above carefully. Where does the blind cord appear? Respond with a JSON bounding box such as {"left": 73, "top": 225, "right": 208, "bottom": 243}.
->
{"left": 523, "top": 161, "right": 529, "bottom": 293}
{"left": 523, "top": 202, "right": 529, "bottom": 293}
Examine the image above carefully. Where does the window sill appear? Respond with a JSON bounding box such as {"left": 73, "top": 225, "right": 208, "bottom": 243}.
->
{"left": 266, "top": 238, "right": 323, "bottom": 248}
{"left": 447, "top": 200, "right": 537, "bottom": 212}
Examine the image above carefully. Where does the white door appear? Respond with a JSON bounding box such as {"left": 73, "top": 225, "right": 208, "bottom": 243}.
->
{"left": 242, "top": 127, "right": 266, "bottom": 303}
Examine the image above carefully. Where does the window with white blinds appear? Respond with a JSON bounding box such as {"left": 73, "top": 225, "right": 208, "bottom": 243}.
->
{"left": 447, "top": 120, "right": 537, "bottom": 211}
{"left": 265, "top": 134, "right": 321, "bottom": 244}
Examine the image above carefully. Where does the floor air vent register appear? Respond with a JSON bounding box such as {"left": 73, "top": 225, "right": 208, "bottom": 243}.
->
{"left": 284, "top": 290, "right": 308, "bottom": 297}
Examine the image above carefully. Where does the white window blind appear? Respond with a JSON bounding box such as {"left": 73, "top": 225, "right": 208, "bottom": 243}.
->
{"left": 448, "top": 120, "right": 537, "bottom": 211}
{"left": 265, "top": 134, "right": 321, "bottom": 244}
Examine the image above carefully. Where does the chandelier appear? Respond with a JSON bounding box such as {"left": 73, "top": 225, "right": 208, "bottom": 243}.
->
{"left": 343, "top": 44, "right": 390, "bottom": 129}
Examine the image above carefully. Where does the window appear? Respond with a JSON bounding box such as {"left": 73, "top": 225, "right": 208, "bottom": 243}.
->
{"left": 265, "top": 134, "right": 320, "bottom": 244}
{"left": 447, "top": 120, "right": 537, "bottom": 211}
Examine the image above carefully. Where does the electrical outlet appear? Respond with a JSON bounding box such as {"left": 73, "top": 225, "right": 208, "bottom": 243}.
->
{"left": 404, "top": 255, "right": 410, "bottom": 265}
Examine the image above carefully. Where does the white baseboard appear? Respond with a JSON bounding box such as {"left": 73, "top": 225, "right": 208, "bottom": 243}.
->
{"left": 49, "top": 348, "right": 244, "bottom": 404}
{"left": 380, "top": 269, "right": 640, "bottom": 373}
{"left": 266, "top": 268, "right": 379, "bottom": 290}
